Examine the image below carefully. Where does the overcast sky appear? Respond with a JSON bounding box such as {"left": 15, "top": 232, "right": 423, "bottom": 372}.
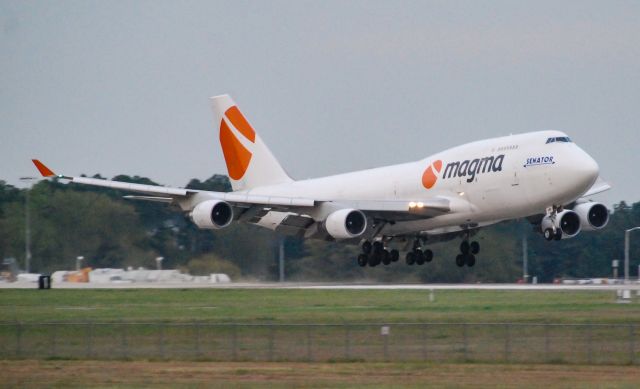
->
{"left": 1, "top": 0, "right": 638, "bottom": 206}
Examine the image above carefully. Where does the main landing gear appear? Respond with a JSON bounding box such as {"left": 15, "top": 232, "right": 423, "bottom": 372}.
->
{"left": 357, "top": 240, "right": 399, "bottom": 267}
{"left": 455, "top": 240, "right": 480, "bottom": 267}
{"left": 357, "top": 238, "right": 433, "bottom": 267}
{"left": 405, "top": 240, "right": 433, "bottom": 266}
{"left": 356, "top": 237, "right": 480, "bottom": 268}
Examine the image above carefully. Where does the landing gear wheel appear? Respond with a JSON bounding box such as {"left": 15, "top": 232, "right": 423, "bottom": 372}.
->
{"left": 406, "top": 252, "right": 416, "bottom": 265}
{"left": 357, "top": 254, "right": 368, "bottom": 267}
{"left": 390, "top": 249, "right": 399, "bottom": 262}
{"left": 368, "top": 256, "right": 380, "bottom": 267}
{"left": 424, "top": 249, "right": 433, "bottom": 262}
{"left": 470, "top": 241, "right": 480, "bottom": 255}
{"left": 554, "top": 229, "right": 563, "bottom": 241}
{"left": 466, "top": 254, "right": 476, "bottom": 267}
{"left": 455, "top": 254, "right": 465, "bottom": 267}
{"left": 368, "top": 241, "right": 384, "bottom": 267}
{"left": 460, "top": 241, "right": 470, "bottom": 255}
{"left": 544, "top": 228, "right": 554, "bottom": 241}
{"left": 415, "top": 250, "right": 425, "bottom": 265}
{"left": 382, "top": 250, "right": 391, "bottom": 265}
{"left": 362, "top": 241, "right": 372, "bottom": 255}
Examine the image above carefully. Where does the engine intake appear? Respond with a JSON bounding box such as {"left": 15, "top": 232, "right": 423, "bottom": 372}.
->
{"left": 190, "top": 200, "right": 234, "bottom": 229}
{"left": 541, "top": 210, "right": 581, "bottom": 240}
{"left": 324, "top": 209, "right": 367, "bottom": 239}
{"left": 573, "top": 202, "right": 609, "bottom": 231}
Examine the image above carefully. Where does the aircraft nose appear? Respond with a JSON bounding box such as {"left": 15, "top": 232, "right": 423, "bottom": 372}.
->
{"left": 581, "top": 150, "right": 599, "bottom": 180}
{"left": 571, "top": 148, "right": 599, "bottom": 190}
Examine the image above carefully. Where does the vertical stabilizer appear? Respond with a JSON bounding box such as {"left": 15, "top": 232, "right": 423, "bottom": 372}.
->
{"left": 211, "top": 94, "right": 293, "bottom": 191}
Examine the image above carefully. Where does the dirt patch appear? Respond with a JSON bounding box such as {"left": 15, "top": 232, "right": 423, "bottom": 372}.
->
{"left": 2, "top": 360, "right": 640, "bottom": 388}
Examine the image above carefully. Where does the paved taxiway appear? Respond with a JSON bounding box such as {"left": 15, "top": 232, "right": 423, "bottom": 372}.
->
{"left": 2, "top": 281, "right": 640, "bottom": 291}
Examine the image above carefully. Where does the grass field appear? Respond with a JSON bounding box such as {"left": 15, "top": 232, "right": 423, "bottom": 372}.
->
{"left": 2, "top": 288, "right": 639, "bottom": 387}
{"left": 1, "top": 288, "right": 638, "bottom": 324}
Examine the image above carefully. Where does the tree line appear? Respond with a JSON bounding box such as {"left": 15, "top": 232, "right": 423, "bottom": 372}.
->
{"left": 1, "top": 175, "right": 639, "bottom": 283}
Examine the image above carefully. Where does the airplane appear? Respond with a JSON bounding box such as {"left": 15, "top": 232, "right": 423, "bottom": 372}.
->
{"left": 33, "top": 94, "right": 611, "bottom": 268}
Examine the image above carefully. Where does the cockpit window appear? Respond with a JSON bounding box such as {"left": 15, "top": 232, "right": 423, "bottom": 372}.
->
{"left": 546, "top": 136, "right": 572, "bottom": 144}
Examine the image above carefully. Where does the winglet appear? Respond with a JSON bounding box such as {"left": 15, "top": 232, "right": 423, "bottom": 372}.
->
{"left": 32, "top": 159, "right": 56, "bottom": 177}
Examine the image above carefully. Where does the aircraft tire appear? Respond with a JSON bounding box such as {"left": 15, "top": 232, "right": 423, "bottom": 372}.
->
{"left": 373, "top": 241, "right": 383, "bottom": 253}
{"left": 554, "top": 229, "right": 563, "bottom": 241}
{"left": 382, "top": 250, "right": 391, "bottom": 265}
{"left": 470, "top": 241, "right": 480, "bottom": 255}
{"left": 455, "top": 254, "right": 465, "bottom": 267}
{"left": 466, "top": 254, "right": 476, "bottom": 267}
{"left": 415, "top": 250, "right": 425, "bottom": 265}
{"left": 460, "top": 241, "right": 470, "bottom": 255}
{"left": 390, "top": 249, "right": 399, "bottom": 262}
{"left": 544, "top": 229, "right": 554, "bottom": 241}
{"left": 357, "top": 254, "right": 368, "bottom": 267}
{"left": 362, "top": 241, "right": 372, "bottom": 255}
{"left": 424, "top": 249, "right": 433, "bottom": 262}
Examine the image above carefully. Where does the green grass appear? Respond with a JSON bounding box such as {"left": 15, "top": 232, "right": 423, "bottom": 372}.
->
{"left": 1, "top": 289, "right": 639, "bottom": 364}
{"left": 0, "top": 288, "right": 638, "bottom": 324}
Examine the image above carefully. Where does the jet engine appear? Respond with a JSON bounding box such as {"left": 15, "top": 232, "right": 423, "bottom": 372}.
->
{"left": 324, "top": 209, "right": 367, "bottom": 239}
{"left": 572, "top": 202, "right": 609, "bottom": 231}
{"left": 541, "top": 210, "right": 581, "bottom": 240}
{"left": 190, "top": 200, "right": 234, "bottom": 229}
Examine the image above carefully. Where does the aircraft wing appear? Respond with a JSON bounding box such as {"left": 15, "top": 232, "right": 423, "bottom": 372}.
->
{"left": 32, "top": 159, "right": 453, "bottom": 239}
{"left": 581, "top": 176, "right": 611, "bottom": 198}
{"left": 32, "top": 160, "right": 315, "bottom": 208}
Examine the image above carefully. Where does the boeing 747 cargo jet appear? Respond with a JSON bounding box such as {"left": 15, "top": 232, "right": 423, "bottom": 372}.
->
{"left": 33, "top": 95, "right": 611, "bottom": 268}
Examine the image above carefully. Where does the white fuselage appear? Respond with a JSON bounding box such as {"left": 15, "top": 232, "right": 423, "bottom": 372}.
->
{"left": 242, "top": 130, "right": 599, "bottom": 237}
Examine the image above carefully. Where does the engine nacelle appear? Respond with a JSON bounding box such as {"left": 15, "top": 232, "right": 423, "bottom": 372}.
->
{"left": 541, "top": 210, "right": 581, "bottom": 240}
{"left": 190, "top": 200, "right": 234, "bottom": 229}
{"left": 572, "top": 202, "right": 609, "bottom": 231}
{"left": 324, "top": 209, "right": 367, "bottom": 239}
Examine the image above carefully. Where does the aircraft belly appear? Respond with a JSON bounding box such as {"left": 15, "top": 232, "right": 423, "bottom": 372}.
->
{"left": 384, "top": 212, "right": 472, "bottom": 236}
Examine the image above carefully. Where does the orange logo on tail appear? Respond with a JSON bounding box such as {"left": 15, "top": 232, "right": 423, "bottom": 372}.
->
{"left": 220, "top": 106, "right": 256, "bottom": 180}
{"left": 422, "top": 160, "right": 442, "bottom": 189}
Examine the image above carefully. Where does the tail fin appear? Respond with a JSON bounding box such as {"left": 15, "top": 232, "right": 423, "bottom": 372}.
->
{"left": 211, "top": 94, "right": 293, "bottom": 191}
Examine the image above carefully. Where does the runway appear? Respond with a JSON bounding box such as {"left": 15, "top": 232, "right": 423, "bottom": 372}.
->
{"left": 2, "top": 281, "right": 640, "bottom": 291}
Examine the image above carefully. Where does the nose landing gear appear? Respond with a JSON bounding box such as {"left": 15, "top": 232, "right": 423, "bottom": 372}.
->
{"left": 543, "top": 228, "right": 563, "bottom": 241}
